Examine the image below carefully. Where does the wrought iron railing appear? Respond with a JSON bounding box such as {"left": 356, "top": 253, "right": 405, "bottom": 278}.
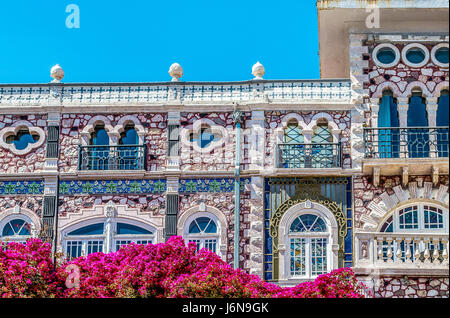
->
{"left": 78, "top": 145, "right": 146, "bottom": 171}
{"left": 277, "top": 143, "right": 341, "bottom": 168}
{"left": 363, "top": 127, "right": 449, "bottom": 159}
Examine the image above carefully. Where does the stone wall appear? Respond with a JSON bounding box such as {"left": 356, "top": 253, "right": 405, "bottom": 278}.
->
{"left": 264, "top": 111, "right": 352, "bottom": 169}
{"left": 0, "top": 114, "right": 47, "bottom": 174}
{"left": 374, "top": 277, "right": 449, "bottom": 298}
{"left": 58, "top": 193, "right": 165, "bottom": 218}
{"left": 179, "top": 191, "right": 251, "bottom": 268}
{"left": 367, "top": 43, "right": 449, "bottom": 97}
{"left": 179, "top": 112, "right": 249, "bottom": 172}
{"left": 353, "top": 175, "right": 449, "bottom": 230}
{"left": 59, "top": 113, "right": 167, "bottom": 173}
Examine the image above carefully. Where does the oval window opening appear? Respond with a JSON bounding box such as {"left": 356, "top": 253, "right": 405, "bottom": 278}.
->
{"left": 435, "top": 47, "right": 449, "bottom": 64}
{"left": 406, "top": 48, "right": 426, "bottom": 64}
{"left": 376, "top": 48, "right": 396, "bottom": 65}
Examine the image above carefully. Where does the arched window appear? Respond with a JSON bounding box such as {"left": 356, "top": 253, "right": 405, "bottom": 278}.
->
{"left": 89, "top": 124, "right": 110, "bottom": 170}
{"left": 437, "top": 90, "right": 449, "bottom": 158}
{"left": 380, "top": 204, "right": 447, "bottom": 233}
{"left": 311, "top": 123, "right": 334, "bottom": 168}
{"left": 63, "top": 220, "right": 155, "bottom": 259}
{"left": 0, "top": 218, "right": 32, "bottom": 244}
{"left": 408, "top": 91, "right": 429, "bottom": 158}
{"left": 5, "top": 128, "right": 40, "bottom": 151}
{"left": 378, "top": 90, "right": 400, "bottom": 158}
{"left": 186, "top": 216, "right": 218, "bottom": 253}
{"left": 118, "top": 123, "right": 141, "bottom": 170}
{"left": 280, "top": 122, "right": 304, "bottom": 168}
{"left": 288, "top": 214, "right": 329, "bottom": 278}
{"left": 378, "top": 204, "right": 448, "bottom": 263}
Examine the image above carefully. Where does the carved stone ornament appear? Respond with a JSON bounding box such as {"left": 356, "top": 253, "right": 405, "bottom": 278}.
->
{"left": 168, "top": 63, "right": 183, "bottom": 81}
{"left": 50, "top": 64, "right": 64, "bottom": 83}
{"left": 251, "top": 61, "right": 265, "bottom": 80}
{"left": 104, "top": 201, "right": 117, "bottom": 218}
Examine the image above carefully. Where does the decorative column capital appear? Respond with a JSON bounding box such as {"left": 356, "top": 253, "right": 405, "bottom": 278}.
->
{"left": 232, "top": 109, "right": 244, "bottom": 126}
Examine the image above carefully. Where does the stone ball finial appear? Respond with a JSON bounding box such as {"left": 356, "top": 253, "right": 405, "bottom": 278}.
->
{"left": 169, "top": 63, "right": 183, "bottom": 81}
{"left": 50, "top": 64, "right": 64, "bottom": 83}
{"left": 252, "top": 61, "right": 265, "bottom": 80}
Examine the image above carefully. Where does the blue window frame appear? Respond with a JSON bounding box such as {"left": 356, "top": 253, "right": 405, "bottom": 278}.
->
{"left": 118, "top": 124, "right": 140, "bottom": 170}
{"left": 378, "top": 90, "right": 400, "bottom": 158}
{"left": 90, "top": 125, "right": 110, "bottom": 170}
{"left": 408, "top": 93, "right": 429, "bottom": 158}
{"left": 117, "top": 222, "right": 152, "bottom": 235}
{"left": 2, "top": 219, "right": 31, "bottom": 237}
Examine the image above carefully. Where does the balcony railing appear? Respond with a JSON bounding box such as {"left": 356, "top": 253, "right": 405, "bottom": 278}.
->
{"left": 277, "top": 143, "right": 341, "bottom": 168}
{"left": 355, "top": 232, "right": 449, "bottom": 269}
{"left": 363, "top": 127, "right": 449, "bottom": 159}
{"left": 78, "top": 145, "right": 146, "bottom": 171}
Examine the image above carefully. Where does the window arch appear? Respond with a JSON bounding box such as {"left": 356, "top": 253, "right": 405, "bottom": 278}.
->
{"left": 62, "top": 218, "right": 155, "bottom": 259}
{"left": 285, "top": 211, "right": 332, "bottom": 279}
{"left": 378, "top": 90, "right": 400, "bottom": 158}
{"left": 0, "top": 215, "right": 33, "bottom": 244}
{"left": 311, "top": 122, "right": 335, "bottom": 168}
{"left": 377, "top": 203, "right": 448, "bottom": 263}
{"left": 278, "top": 201, "right": 339, "bottom": 281}
{"left": 185, "top": 214, "right": 219, "bottom": 254}
{"left": 408, "top": 91, "right": 429, "bottom": 158}
{"left": 280, "top": 121, "right": 305, "bottom": 168}
{"left": 379, "top": 203, "right": 448, "bottom": 233}
{"left": 88, "top": 124, "right": 110, "bottom": 170}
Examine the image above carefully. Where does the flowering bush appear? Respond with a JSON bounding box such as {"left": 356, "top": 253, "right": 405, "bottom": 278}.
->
{"left": 0, "top": 239, "right": 64, "bottom": 298}
{"left": 0, "top": 237, "right": 369, "bottom": 298}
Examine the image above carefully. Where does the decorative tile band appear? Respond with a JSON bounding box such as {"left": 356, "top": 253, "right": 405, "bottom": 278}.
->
{"left": 0, "top": 80, "right": 351, "bottom": 106}
{"left": 0, "top": 180, "right": 45, "bottom": 195}
{"left": 59, "top": 179, "right": 166, "bottom": 195}
{"left": 179, "top": 178, "right": 251, "bottom": 193}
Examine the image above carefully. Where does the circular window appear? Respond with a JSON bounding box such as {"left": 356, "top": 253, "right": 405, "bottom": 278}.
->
{"left": 431, "top": 43, "right": 449, "bottom": 68}
{"left": 372, "top": 43, "right": 400, "bottom": 68}
{"left": 402, "top": 43, "right": 429, "bottom": 68}
{"left": 377, "top": 48, "right": 396, "bottom": 65}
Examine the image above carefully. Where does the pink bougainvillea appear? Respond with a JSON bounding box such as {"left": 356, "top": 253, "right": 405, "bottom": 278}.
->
{"left": 0, "top": 237, "right": 369, "bottom": 298}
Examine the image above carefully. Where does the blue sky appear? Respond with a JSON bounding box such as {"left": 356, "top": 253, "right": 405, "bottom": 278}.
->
{"left": 0, "top": 0, "right": 320, "bottom": 83}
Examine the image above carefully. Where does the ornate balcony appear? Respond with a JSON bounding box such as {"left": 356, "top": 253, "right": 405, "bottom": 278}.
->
{"left": 277, "top": 143, "right": 341, "bottom": 169}
{"left": 354, "top": 232, "right": 449, "bottom": 275}
{"left": 362, "top": 127, "right": 449, "bottom": 179}
{"left": 78, "top": 145, "right": 146, "bottom": 171}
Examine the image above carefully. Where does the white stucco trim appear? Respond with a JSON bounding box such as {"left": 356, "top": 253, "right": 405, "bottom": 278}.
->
{"left": 372, "top": 43, "right": 401, "bottom": 69}
{"left": 401, "top": 43, "right": 430, "bottom": 69}
{"left": 179, "top": 118, "right": 229, "bottom": 154}
{"left": 57, "top": 202, "right": 164, "bottom": 253}
{"left": 80, "top": 115, "right": 114, "bottom": 146}
{"left": 0, "top": 121, "right": 45, "bottom": 155}
{"left": 0, "top": 206, "right": 41, "bottom": 239}
{"left": 278, "top": 201, "right": 339, "bottom": 281}
{"left": 431, "top": 43, "right": 449, "bottom": 68}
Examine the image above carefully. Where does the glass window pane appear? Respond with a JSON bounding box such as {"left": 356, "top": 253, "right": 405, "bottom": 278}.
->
{"left": 66, "top": 241, "right": 83, "bottom": 260}
{"left": 398, "top": 207, "right": 419, "bottom": 229}
{"left": 424, "top": 206, "right": 444, "bottom": 229}
{"left": 116, "top": 223, "right": 152, "bottom": 235}
{"left": 87, "top": 240, "right": 104, "bottom": 255}
{"left": 311, "top": 238, "right": 328, "bottom": 276}
{"left": 68, "top": 223, "right": 104, "bottom": 236}
{"left": 290, "top": 238, "right": 306, "bottom": 277}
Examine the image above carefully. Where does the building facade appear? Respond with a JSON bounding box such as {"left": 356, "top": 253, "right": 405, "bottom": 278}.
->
{"left": 0, "top": 0, "right": 448, "bottom": 298}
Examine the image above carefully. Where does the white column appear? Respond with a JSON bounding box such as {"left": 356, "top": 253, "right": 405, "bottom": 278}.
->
{"left": 397, "top": 98, "right": 409, "bottom": 158}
